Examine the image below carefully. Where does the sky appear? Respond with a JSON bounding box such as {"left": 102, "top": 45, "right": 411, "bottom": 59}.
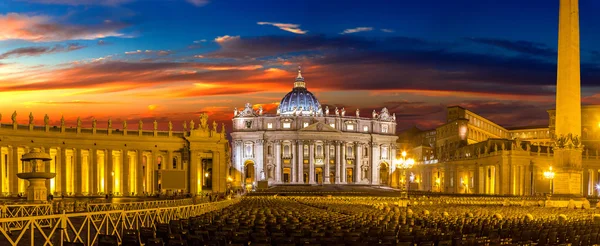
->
{"left": 1, "top": 0, "right": 600, "bottom": 132}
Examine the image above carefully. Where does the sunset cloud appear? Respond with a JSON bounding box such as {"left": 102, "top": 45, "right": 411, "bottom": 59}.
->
{"left": 340, "top": 27, "right": 373, "bottom": 34}
{"left": 0, "top": 13, "right": 128, "bottom": 42}
{"left": 257, "top": 22, "right": 307, "bottom": 34}
{"left": 214, "top": 35, "right": 240, "bottom": 43}
{"left": 0, "top": 43, "right": 85, "bottom": 59}
{"left": 124, "top": 50, "right": 172, "bottom": 56}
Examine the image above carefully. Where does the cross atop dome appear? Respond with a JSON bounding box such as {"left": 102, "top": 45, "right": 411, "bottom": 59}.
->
{"left": 294, "top": 65, "right": 306, "bottom": 88}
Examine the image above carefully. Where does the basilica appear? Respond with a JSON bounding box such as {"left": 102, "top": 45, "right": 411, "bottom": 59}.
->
{"left": 230, "top": 68, "right": 398, "bottom": 188}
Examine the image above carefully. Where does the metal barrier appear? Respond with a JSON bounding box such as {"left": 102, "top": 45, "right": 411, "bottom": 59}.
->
{"left": 0, "top": 204, "right": 53, "bottom": 218}
{"left": 86, "top": 198, "right": 195, "bottom": 212}
{"left": 0, "top": 199, "right": 238, "bottom": 246}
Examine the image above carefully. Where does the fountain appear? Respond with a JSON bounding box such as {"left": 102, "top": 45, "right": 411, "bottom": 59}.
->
{"left": 17, "top": 149, "right": 56, "bottom": 203}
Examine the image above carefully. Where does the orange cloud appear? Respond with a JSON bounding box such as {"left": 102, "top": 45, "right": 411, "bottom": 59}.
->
{"left": 257, "top": 22, "right": 307, "bottom": 34}
{"left": 0, "top": 13, "right": 127, "bottom": 42}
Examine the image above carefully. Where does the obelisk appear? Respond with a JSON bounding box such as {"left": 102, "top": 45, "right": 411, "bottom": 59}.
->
{"left": 553, "top": 0, "right": 583, "bottom": 196}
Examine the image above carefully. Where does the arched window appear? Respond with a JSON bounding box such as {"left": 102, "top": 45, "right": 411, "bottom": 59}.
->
{"left": 317, "top": 145, "right": 323, "bottom": 156}
{"left": 172, "top": 157, "right": 177, "bottom": 169}
{"left": 347, "top": 146, "right": 353, "bottom": 156}
{"left": 303, "top": 145, "right": 309, "bottom": 157}
{"left": 283, "top": 145, "right": 290, "bottom": 156}
{"left": 382, "top": 124, "right": 389, "bottom": 133}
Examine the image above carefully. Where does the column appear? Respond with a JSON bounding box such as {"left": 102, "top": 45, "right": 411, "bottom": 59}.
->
{"left": 309, "top": 141, "right": 315, "bottom": 184}
{"left": 10, "top": 147, "right": 17, "bottom": 195}
{"left": 341, "top": 141, "right": 346, "bottom": 184}
{"left": 235, "top": 141, "right": 243, "bottom": 187}
{"left": 356, "top": 142, "right": 362, "bottom": 184}
{"left": 335, "top": 141, "right": 341, "bottom": 183}
{"left": 107, "top": 149, "right": 114, "bottom": 194}
{"left": 60, "top": 148, "right": 67, "bottom": 195}
{"left": 297, "top": 140, "right": 304, "bottom": 184}
{"left": 275, "top": 140, "right": 282, "bottom": 183}
{"left": 42, "top": 147, "right": 50, "bottom": 195}
{"left": 291, "top": 141, "right": 296, "bottom": 183}
{"left": 122, "top": 150, "right": 129, "bottom": 196}
{"left": 189, "top": 150, "right": 198, "bottom": 194}
{"left": 324, "top": 141, "right": 331, "bottom": 184}
{"left": 256, "top": 140, "right": 264, "bottom": 182}
{"left": 167, "top": 150, "right": 173, "bottom": 170}
{"left": 371, "top": 143, "right": 379, "bottom": 185}
{"left": 89, "top": 148, "right": 96, "bottom": 195}
{"left": 137, "top": 150, "right": 144, "bottom": 195}
{"left": 73, "top": 148, "right": 81, "bottom": 195}
{"left": 150, "top": 151, "right": 156, "bottom": 193}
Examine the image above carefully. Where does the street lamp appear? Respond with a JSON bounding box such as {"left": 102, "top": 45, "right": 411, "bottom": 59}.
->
{"left": 395, "top": 151, "right": 415, "bottom": 198}
{"left": 543, "top": 166, "right": 555, "bottom": 195}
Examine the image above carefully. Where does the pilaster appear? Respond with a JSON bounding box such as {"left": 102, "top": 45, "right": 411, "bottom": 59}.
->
{"left": 341, "top": 141, "right": 346, "bottom": 184}
{"left": 335, "top": 141, "right": 341, "bottom": 183}
{"left": 189, "top": 150, "right": 198, "bottom": 194}
{"left": 309, "top": 141, "right": 315, "bottom": 184}
{"left": 291, "top": 141, "right": 296, "bottom": 183}
{"left": 324, "top": 141, "right": 330, "bottom": 184}
{"left": 275, "top": 140, "right": 282, "bottom": 183}
{"left": 297, "top": 140, "right": 304, "bottom": 184}
{"left": 356, "top": 142, "right": 362, "bottom": 184}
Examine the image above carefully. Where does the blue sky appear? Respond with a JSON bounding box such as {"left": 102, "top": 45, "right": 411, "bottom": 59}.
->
{"left": 0, "top": 0, "right": 599, "bottom": 131}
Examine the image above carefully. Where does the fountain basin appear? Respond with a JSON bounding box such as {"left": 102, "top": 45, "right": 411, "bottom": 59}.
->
{"left": 17, "top": 172, "right": 56, "bottom": 180}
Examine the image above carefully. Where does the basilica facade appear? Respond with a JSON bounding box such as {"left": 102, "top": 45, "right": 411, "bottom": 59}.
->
{"left": 230, "top": 68, "right": 398, "bottom": 188}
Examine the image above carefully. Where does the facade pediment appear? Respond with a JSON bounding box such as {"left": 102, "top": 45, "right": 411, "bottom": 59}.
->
{"left": 299, "top": 122, "right": 340, "bottom": 133}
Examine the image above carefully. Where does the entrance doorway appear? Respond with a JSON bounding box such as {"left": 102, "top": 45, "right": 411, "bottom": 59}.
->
{"left": 283, "top": 168, "right": 291, "bottom": 183}
{"left": 346, "top": 168, "right": 353, "bottom": 184}
{"left": 244, "top": 161, "right": 255, "bottom": 185}
{"left": 380, "top": 162, "right": 389, "bottom": 185}
{"left": 330, "top": 172, "right": 335, "bottom": 184}
{"left": 316, "top": 167, "right": 323, "bottom": 184}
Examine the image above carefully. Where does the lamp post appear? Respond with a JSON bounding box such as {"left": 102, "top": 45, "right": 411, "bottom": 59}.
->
{"left": 543, "top": 166, "right": 555, "bottom": 195}
{"left": 395, "top": 151, "right": 415, "bottom": 198}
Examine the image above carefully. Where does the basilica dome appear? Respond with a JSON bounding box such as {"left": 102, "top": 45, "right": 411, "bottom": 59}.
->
{"left": 278, "top": 67, "right": 321, "bottom": 116}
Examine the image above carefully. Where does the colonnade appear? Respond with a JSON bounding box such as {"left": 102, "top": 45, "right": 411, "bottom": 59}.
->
{"left": 0, "top": 146, "right": 185, "bottom": 196}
